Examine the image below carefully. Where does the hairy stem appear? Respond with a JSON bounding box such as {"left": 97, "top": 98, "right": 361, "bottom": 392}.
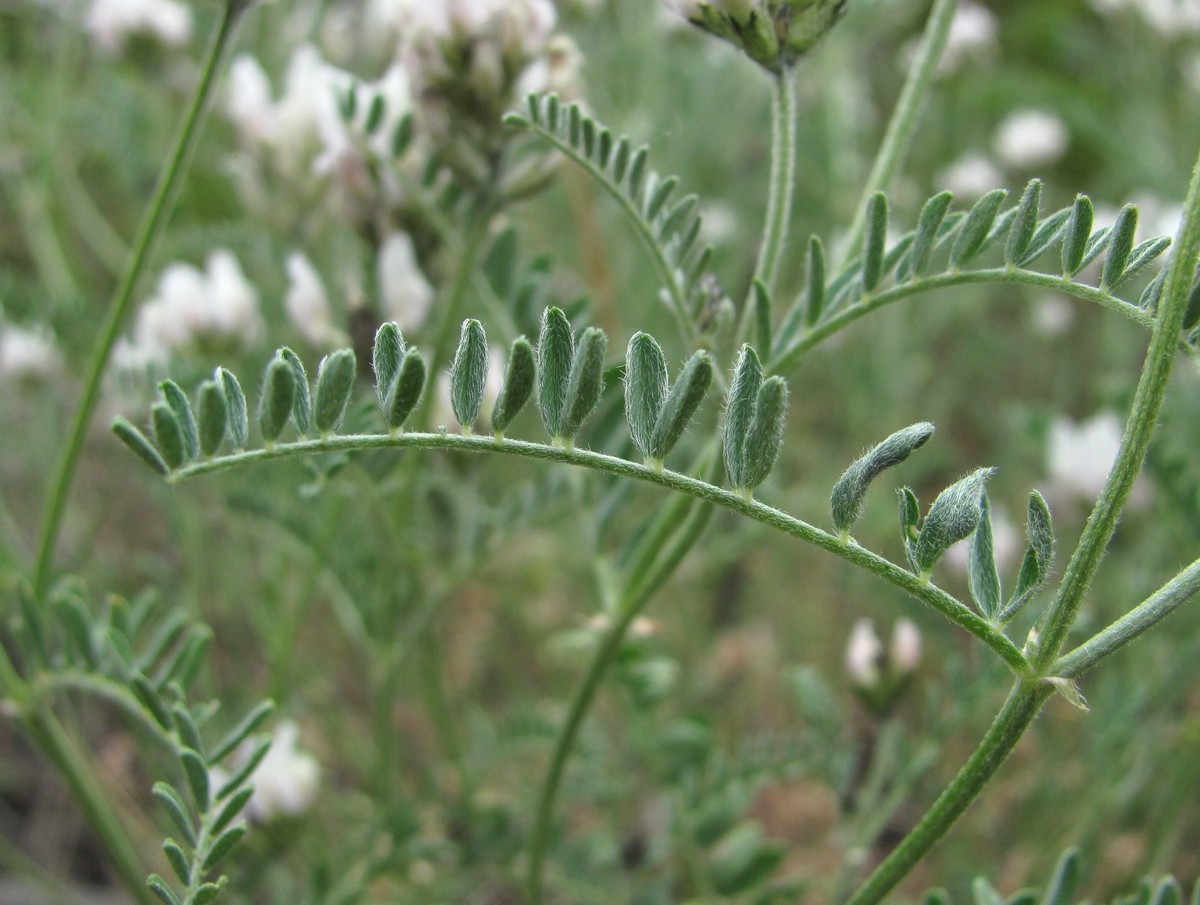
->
{"left": 843, "top": 680, "right": 1051, "bottom": 905}
{"left": 840, "top": 0, "right": 960, "bottom": 265}
{"left": 1035, "top": 146, "right": 1200, "bottom": 671}
{"left": 1053, "top": 556, "right": 1200, "bottom": 678}
{"left": 769, "top": 267, "right": 1156, "bottom": 377}
{"left": 739, "top": 65, "right": 798, "bottom": 341}
{"left": 22, "top": 709, "right": 157, "bottom": 905}
{"left": 170, "top": 433, "right": 1028, "bottom": 672}
{"left": 33, "top": 1, "right": 247, "bottom": 599}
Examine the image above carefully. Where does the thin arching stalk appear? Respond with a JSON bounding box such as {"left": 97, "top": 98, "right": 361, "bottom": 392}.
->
{"left": 33, "top": 1, "right": 250, "bottom": 599}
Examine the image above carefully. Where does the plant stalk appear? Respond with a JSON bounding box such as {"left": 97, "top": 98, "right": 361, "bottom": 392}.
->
{"left": 32, "top": 1, "right": 247, "bottom": 599}
{"left": 842, "top": 680, "right": 1051, "bottom": 905}
{"left": 840, "top": 0, "right": 960, "bottom": 266}
{"left": 1035, "top": 146, "right": 1200, "bottom": 671}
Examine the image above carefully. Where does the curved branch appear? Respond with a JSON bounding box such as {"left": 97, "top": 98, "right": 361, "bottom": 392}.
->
{"left": 169, "top": 432, "right": 1028, "bottom": 673}
{"left": 769, "top": 267, "right": 1157, "bottom": 377}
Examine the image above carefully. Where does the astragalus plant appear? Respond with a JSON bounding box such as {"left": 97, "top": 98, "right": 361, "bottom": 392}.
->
{"left": 3, "top": 0, "right": 1200, "bottom": 904}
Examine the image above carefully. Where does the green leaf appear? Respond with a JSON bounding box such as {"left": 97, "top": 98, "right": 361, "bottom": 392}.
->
{"left": 560, "top": 326, "right": 608, "bottom": 441}
{"left": 151, "top": 402, "right": 186, "bottom": 471}
{"left": 1078, "top": 225, "right": 1113, "bottom": 272}
{"left": 450, "top": 319, "right": 489, "bottom": 431}
{"left": 258, "top": 356, "right": 296, "bottom": 444}
{"left": 385, "top": 349, "right": 426, "bottom": 432}
{"left": 364, "top": 92, "right": 385, "bottom": 134}
{"left": 624, "top": 332, "right": 668, "bottom": 459}
{"left": 216, "top": 737, "right": 271, "bottom": 800}
{"left": 913, "top": 468, "right": 995, "bottom": 575}
{"left": 491, "top": 337, "right": 535, "bottom": 437}
{"left": 209, "top": 700, "right": 275, "bottom": 765}
{"left": 1100, "top": 204, "right": 1138, "bottom": 290}
{"left": 482, "top": 227, "right": 519, "bottom": 300}
{"left": 645, "top": 174, "right": 678, "bottom": 222}
{"left": 153, "top": 626, "right": 211, "bottom": 690}
{"left": 830, "top": 422, "right": 935, "bottom": 535}
{"left": 967, "top": 494, "right": 1002, "bottom": 619}
{"left": 905, "top": 190, "right": 954, "bottom": 280}
{"left": 195, "top": 381, "right": 228, "bottom": 458}
{"left": 723, "top": 345, "right": 764, "bottom": 490}
{"left": 130, "top": 673, "right": 173, "bottom": 730}
{"left": 211, "top": 785, "right": 254, "bottom": 836}
{"left": 738, "top": 377, "right": 788, "bottom": 493}
{"left": 1039, "top": 847, "right": 1081, "bottom": 905}
{"left": 950, "top": 189, "right": 1008, "bottom": 268}
{"left": 193, "top": 883, "right": 222, "bottom": 905}
{"left": 1120, "top": 236, "right": 1172, "bottom": 285}
{"left": 313, "top": 348, "right": 356, "bottom": 434}
{"left": 1061, "top": 194, "right": 1094, "bottom": 276}
{"left": 163, "top": 838, "right": 191, "bottom": 885}
{"left": 146, "top": 874, "right": 182, "bottom": 905}
{"left": 752, "top": 279, "right": 772, "bottom": 352}
{"left": 202, "top": 822, "right": 247, "bottom": 872}
{"left": 1016, "top": 207, "right": 1072, "bottom": 268}
{"left": 1151, "top": 879, "right": 1183, "bottom": 905}
{"left": 158, "top": 380, "right": 198, "bottom": 462}
{"left": 1005, "top": 179, "right": 1042, "bottom": 266}
{"left": 391, "top": 112, "right": 413, "bottom": 157}
{"left": 218, "top": 368, "right": 248, "bottom": 449}
{"left": 112, "top": 417, "right": 169, "bottom": 476}
{"left": 536, "top": 307, "right": 575, "bottom": 439}
{"left": 649, "top": 350, "right": 714, "bottom": 463}
{"left": 56, "top": 592, "right": 99, "bottom": 669}
{"left": 628, "top": 145, "right": 648, "bottom": 197}
{"left": 179, "top": 747, "right": 210, "bottom": 813}
{"left": 862, "top": 192, "right": 889, "bottom": 292}
{"left": 171, "top": 704, "right": 204, "bottom": 756}
{"left": 999, "top": 491, "right": 1054, "bottom": 622}
{"left": 152, "top": 782, "right": 197, "bottom": 848}
{"left": 279, "top": 348, "right": 311, "bottom": 435}
{"left": 708, "top": 822, "right": 785, "bottom": 897}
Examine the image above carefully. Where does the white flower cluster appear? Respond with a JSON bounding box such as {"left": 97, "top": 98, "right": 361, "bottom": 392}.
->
{"left": 936, "top": 108, "right": 1069, "bottom": 198}
{"left": 282, "top": 232, "right": 433, "bottom": 349}
{"left": 844, "top": 618, "right": 921, "bottom": 689}
{"left": 85, "top": 0, "right": 191, "bottom": 53}
{"left": 227, "top": 46, "right": 413, "bottom": 193}
{"left": 1091, "top": 0, "right": 1200, "bottom": 37}
{"left": 210, "top": 721, "right": 320, "bottom": 823}
{"left": 114, "top": 251, "right": 262, "bottom": 370}
{"left": 0, "top": 321, "right": 62, "bottom": 380}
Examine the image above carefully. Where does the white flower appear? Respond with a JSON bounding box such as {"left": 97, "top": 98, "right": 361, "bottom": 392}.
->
{"left": 936, "top": 152, "right": 1003, "bottom": 199}
{"left": 377, "top": 232, "right": 434, "bottom": 333}
{"left": 1047, "top": 412, "right": 1122, "bottom": 500}
{"left": 992, "top": 109, "right": 1069, "bottom": 169}
{"left": 86, "top": 0, "right": 191, "bottom": 53}
{"left": 1090, "top": 0, "right": 1200, "bottom": 37}
{"left": 210, "top": 721, "right": 320, "bottom": 823}
{"left": 939, "top": 2, "right": 998, "bottom": 72}
{"left": 845, "top": 618, "right": 883, "bottom": 688}
{"left": 285, "top": 253, "right": 346, "bottom": 349}
{"left": 664, "top": 0, "right": 707, "bottom": 17}
{"left": 0, "top": 323, "right": 62, "bottom": 379}
{"left": 116, "top": 251, "right": 262, "bottom": 367}
{"left": 889, "top": 620, "right": 922, "bottom": 674}
{"left": 1029, "top": 295, "right": 1075, "bottom": 338}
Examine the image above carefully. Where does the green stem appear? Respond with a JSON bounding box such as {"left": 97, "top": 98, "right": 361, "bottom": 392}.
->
{"left": 170, "top": 433, "right": 1028, "bottom": 672}
{"left": 843, "top": 680, "right": 1051, "bottom": 905}
{"left": 525, "top": 601, "right": 637, "bottom": 905}
{"left": 840, "top": 0, "right": 960, "bottom": 265}
{"left": 21, "top": 709, "right": 157, "bottom": 905}
{"left": 1034, "top": 147, "right": 1200, "bottom": 671}
{"left": 768, "top": 266, "right": 1157, "bottom": 378}
{"left": 739, "top": 66, "right": 798, "bottom": 341}
{"left": 1053, "top": 556, "right": 1200, "bottom": 678}
{"left": 32, "top": 1, "right": 246, "bottom": 599}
